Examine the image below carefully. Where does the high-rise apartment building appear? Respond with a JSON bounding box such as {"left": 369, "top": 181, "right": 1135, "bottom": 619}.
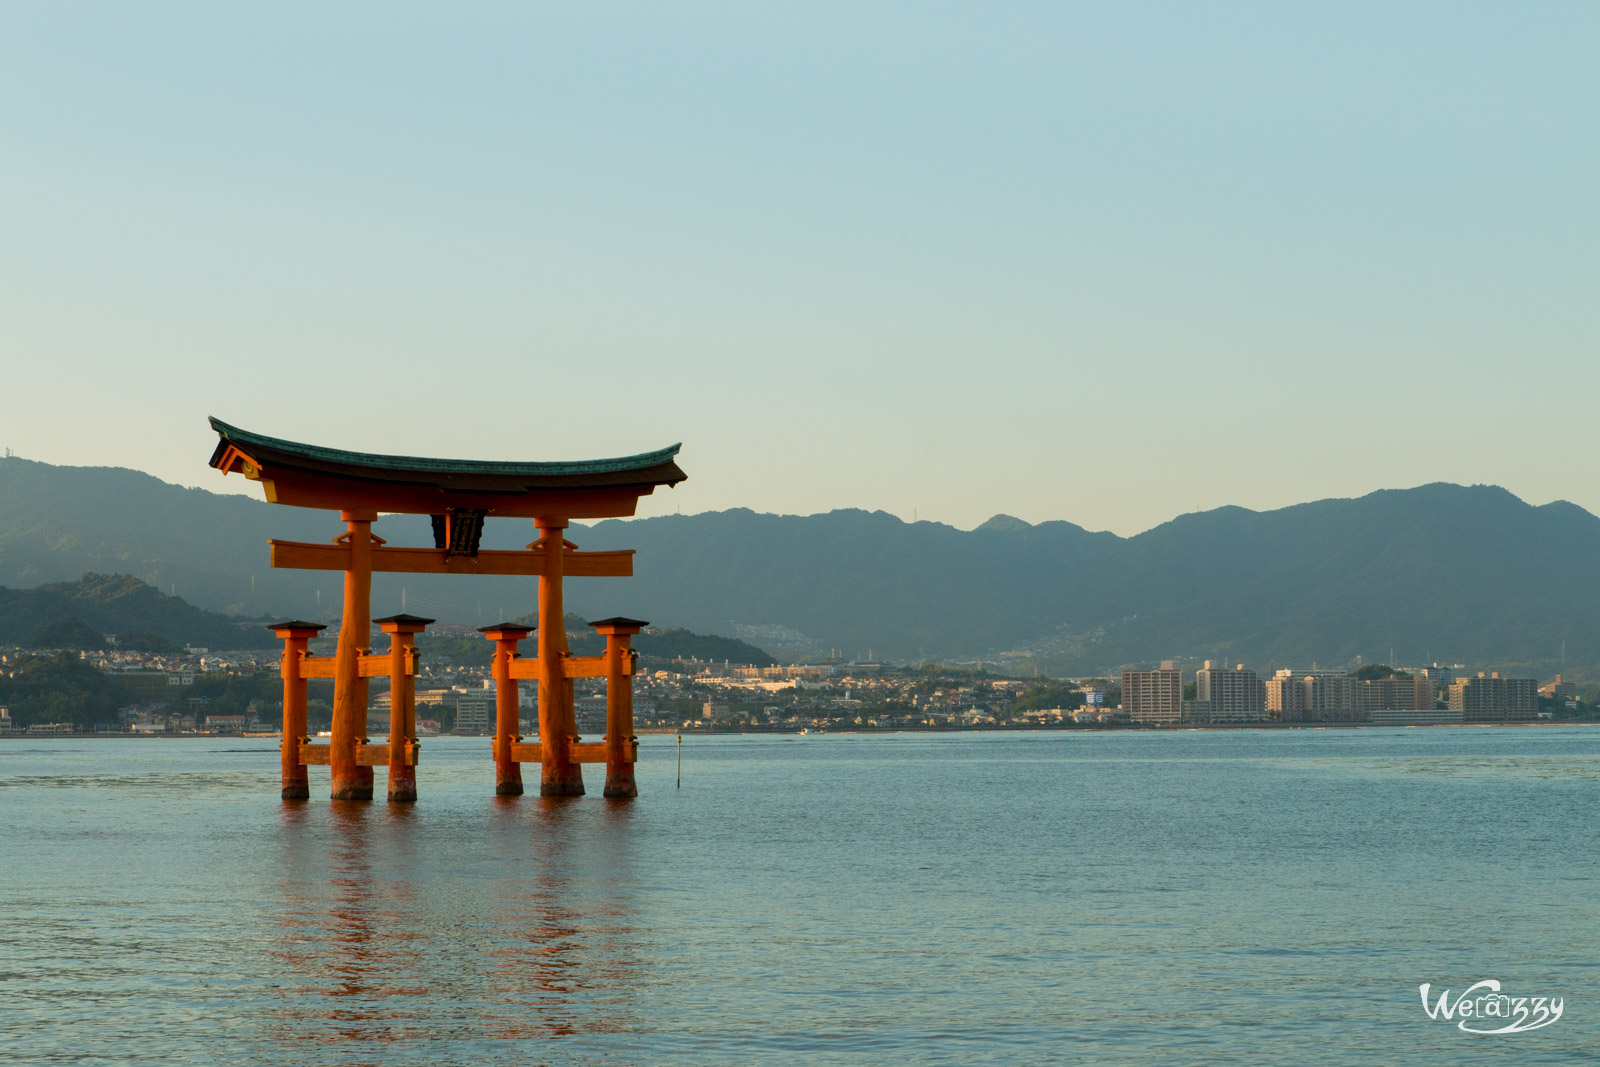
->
{"left": 1265, "top": 669, "right": 1305, "bottom": 721}
{"left": 1539, "top": 675, "right": 1578, "bottom": 702}
{"left": 1300, "top": 671, "right": 1363, "bottom": 723}
{"left": 1195, "top": 661, "right": 1266, "bottom": 723}
{"left": 1420, "top": 664, "right": 1459, "bottom": 688}
{"left": 1447, "top": 673, "right": 1537, "bottom": 722}
{"left": 452, "top": 688, "right": 493, "bottom": 735}
{"left": 1122, "top": 662, "right": 1183, "bottom": 725}
{"left": 1360, "top": 675, "right": 1434, "bottom": 712}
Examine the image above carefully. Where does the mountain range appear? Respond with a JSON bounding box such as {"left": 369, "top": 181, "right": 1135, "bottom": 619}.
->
{"left": 1, "top": 455, "right": 1593, "bottom": 674}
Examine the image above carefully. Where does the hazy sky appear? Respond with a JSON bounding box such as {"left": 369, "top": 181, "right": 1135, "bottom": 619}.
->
{"left": 2, "top": 3, "right": 1595, "bottom": 535}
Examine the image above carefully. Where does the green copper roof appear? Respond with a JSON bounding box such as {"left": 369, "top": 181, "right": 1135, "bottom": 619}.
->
{"left": 210, "top": 417, "right": 682, "bottom": 481}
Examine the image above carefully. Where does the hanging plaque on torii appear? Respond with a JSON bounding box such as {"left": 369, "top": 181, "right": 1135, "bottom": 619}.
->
{"left": 208, "top": 417, "right": 684, "bottom": 802}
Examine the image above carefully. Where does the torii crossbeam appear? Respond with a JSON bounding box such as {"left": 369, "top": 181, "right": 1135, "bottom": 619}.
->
{"left": 209, "top": 418, "right": 684, "bottom": 802}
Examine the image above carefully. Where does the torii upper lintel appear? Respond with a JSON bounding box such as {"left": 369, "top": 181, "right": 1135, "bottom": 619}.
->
{"left": 208, "top": 417, "right": 685, "bottom": 518}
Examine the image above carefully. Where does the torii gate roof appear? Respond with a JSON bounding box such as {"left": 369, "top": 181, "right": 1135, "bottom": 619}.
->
{"left": 208, "top": 417, "right": 685, "bottom": 518}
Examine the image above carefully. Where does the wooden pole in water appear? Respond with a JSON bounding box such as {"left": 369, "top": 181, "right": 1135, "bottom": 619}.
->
{"left": 331, "top": 509, "right": 377, "bottom": 801}
{"left": 677, "top": 733, "right": 681, "bottom": 789}
{"left": 273, "top": 621, "right": 324, "bottom": 800}
{"left": 592, "top": 618, "right": 646, "bottom": 798}
{"left": 481, "top": 623, "right": 532, "bottom": 796}
{"left": 377, "top": 614, "right": 431, "bottom": 802}
{"left": 536, "top": 518, "right": 583, "bottom": 796}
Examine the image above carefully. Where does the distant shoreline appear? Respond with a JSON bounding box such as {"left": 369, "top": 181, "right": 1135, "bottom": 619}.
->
{"left": 5, "top": 720, "right": 1588, "bottom": 740}
{"left": 648, "top": 720, "right": 1582, "bottom": 734}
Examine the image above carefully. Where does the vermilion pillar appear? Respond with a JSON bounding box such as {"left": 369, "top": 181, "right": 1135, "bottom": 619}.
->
{"left": 481, "top": 623, "right": 532, "bottom": 796}
{"left": 592, "top": 617, "right": 646, "bottom": 798}
{"left": 536, "top": 518, "right": 583, "bottom": 796}
{"left": 377, "top": 614, "right": 431, "bottom": 802}
{"left": 331, "top": 509, "right": 378, "bottom": 801}
{"left": 272, "top": 620, "right": 326, "bottom": 800}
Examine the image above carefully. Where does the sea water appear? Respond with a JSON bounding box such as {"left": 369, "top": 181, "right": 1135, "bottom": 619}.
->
{"left": 2, "top": 728, "right": 1596, "bottom": 1064}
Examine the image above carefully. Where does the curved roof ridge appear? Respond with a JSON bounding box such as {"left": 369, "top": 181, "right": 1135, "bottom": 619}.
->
{"left": 209, "top": 417, "right": 681, "bottom": 478}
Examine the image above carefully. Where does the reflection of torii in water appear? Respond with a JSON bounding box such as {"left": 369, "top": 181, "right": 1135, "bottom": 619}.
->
{"left": 208, "top": 418, "right": 685, "bottom": 802}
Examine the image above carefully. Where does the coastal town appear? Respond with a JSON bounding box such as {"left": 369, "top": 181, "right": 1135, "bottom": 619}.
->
{"left": 0, "top": 630, "right": 1587, "bottom": 737}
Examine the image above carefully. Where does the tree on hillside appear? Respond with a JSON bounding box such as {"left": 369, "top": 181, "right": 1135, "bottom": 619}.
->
{"left": 414, "top": 633, "right": 495, "bottom": 667}
{"left": 29, "top": 616, "right": 106, "bottom": 650}
{"left": 0, "top": 652, "right": 129, "bottom": 728}
{"left": 189, "top": 672, "right": 282, "bottom": 718}
{"left": 1353, "top": 664, "right": 1407, "bottom": 680}
{"left": 1012, "top": 682, "right": 1085, "bottom": 711}
{"left": 636, "top": 629, "right": 775, "bottom": 667}
{"left": 119, "top": 630, "right": 178, "bottom": 653}
{"left": 0, "top": 573, "right": 277, "bottom": 650}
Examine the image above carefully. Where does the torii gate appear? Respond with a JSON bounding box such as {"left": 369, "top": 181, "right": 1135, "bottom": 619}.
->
{"left": 208, "top": 418, "right": 684, "bottom": 802}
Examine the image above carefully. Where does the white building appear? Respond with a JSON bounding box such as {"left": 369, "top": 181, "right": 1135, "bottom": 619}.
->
{"left": 1122, "top": 663, "right": 1182, "bottom": 725}
{"left": 1300, "top": 671, "right": 1363, "bottom": 723}
{"left": 1265, "top": 669, "right": 1304, "bottom": 720}
{"left": 453, "top": 688, "right": 492, "bottom": 735}
{"left": 1195, "top": 662, "right": 1266, "bottom": 723}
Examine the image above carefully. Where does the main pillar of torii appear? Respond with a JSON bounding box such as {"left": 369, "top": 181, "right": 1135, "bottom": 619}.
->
{"left": 209, "top": 418, "right": 684, "bottom": 800}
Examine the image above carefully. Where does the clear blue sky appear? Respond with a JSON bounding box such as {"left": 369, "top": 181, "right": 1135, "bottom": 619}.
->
{"left": 2, "top": 3, "right": 1594, "bottom": 535}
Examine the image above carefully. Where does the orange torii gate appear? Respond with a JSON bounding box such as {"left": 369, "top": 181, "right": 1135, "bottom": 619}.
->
{"left": 208, "top": 418, "right": 683, "bottom": 802}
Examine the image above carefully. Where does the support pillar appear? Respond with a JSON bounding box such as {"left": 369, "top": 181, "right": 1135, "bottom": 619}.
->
{"left": 536, "top": 518, "right": 584, "bottom": 796}
{"left": 481, "top": 623, "right": 533, "bottom": 795}
{"left": 377, "top": 614, "right": 431, "bottom": 802}
{"left": 331, "top": 509, "right": 378, "bottom": 800}
{"left": 592, "top": 618, "right": 646, "bottom": 798}
{"left": 272, "top": 621, "right": 326, "bottom": 800}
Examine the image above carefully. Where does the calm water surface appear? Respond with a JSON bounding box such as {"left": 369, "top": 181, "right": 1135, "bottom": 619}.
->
{"left": 2, "top": 728, "right": 1597, "bottom": 1065}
